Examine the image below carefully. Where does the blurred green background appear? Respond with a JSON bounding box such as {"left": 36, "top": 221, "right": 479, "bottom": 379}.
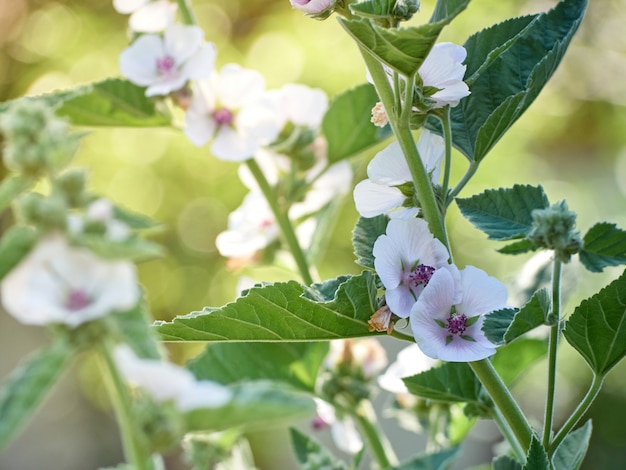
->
{"left": 1, "top": 0, "right": 626, "bottom": 468}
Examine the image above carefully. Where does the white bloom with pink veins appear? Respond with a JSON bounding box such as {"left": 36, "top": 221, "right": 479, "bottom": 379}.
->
{"left": 1, "top": 234, "right": 139, "bottom": 328}
{"left": 373, "top": 218, "right": 453, "bottom": 318}
{"left": 419, "top": 42, "right": 470, "bottom": 108}
{"left": 119, "top": 23, "right": 216, "bottom": 97}
{"left": 289, "top": 0, "right": 335, "bottom": 15}
{"left": 215, "top": 192, "right": 279, "bottom": 258}
{"left": 378, "top": 344, "right": 438, "bottom": 394}
{"left": 184, "top": 64, "right": 282, "bottom": 161}
{"left": 353, "top": 130, "right": 444, "bottom": 219}
{"left": 410, "top": 266, "right": 504, "bottom": 362}
{"left": 113, "top": 0, "right": 176, "bottom": 33}
{"left": 113, "top": 345, "right": 232, "bottom": 411}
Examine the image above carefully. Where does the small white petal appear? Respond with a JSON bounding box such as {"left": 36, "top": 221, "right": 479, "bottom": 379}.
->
{"left": 119, "top": 34, "right": 164, "bottom": 86}
{"left": 184, "top": 110, "right": 217, "bottom": 147}
{"left": 353, "top": 180, "right": 405, "bottom": 218}
{"left": 378, "top": 344, "right": 438, "bottom": 394}
{"left": 164, "top": 24, "right": 203, "bottom": 64}
{"left": 128, "top": 1, "right": 176, "bottom": 32}
{"left": 331, "top": 416, "right": 363, "bottom": 454}
{"left": 216, "top": 64, "right": 266, "bottom": 110}
{"left": 212, "top": 125, "right": 260, "bottom": 161}
{"left": 417, "top": 129, "right": 444, "bottom": 183}
{"left": 458, "top": 266, "right": 508, "bottom": 317}
{"left": 114, "top": 0, "right": 149, "bottom": 15}
{"left": 367, "top": 141, "right": 411, "bottom": 185}
{"left": 181, "top": 43, "right": 217, "bottom": 81}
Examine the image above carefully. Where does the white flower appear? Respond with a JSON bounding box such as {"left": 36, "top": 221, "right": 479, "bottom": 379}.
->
{"left": 378, "top": 344, "right": 438, "bottom": 394}
{"left": 289, "top": 0, "right": 336, "bottom": 15}
{"left": 353, "top": 130, "right": 444, "bottom": 219}
{"left": 266, "top": 83, "right": 328, "bottom": 130}
{"left": 113, "top": 0, "right": 176, "bottom": 33}
{"left": 410, "top": 266, "right": 505, "bottom": 362}
{"left": 313, "top": 398, "right": 363, "bottom": 454}
{"left": 184, "top": 64, "right": 282, "bottom": 161}
{"left": 67, "top": 198, "right": 131, "bottom": 242}
{"left": 113, "top": 345, "right": 232, "bottom": 411}
{"left": 1, "top": 234, "right": 139, "bottom": 328}
{"left": 215, "top": 192, "right": 279, "bottom": 258}
{"left": 419, "top": 42, "right": 470, "bottom": 108}
{"left": 373, "top": 218, "right": 452, "bottom": 318}
{"left": 119, "top": 23, "right": 216, "bottom": 97}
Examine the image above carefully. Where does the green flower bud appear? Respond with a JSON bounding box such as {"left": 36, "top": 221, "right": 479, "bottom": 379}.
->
{"left": 528, "top": 200, "right": 582, "bottom": 263}
{"left": 54, "top": 169, "right": 89, "bottom": 207}
{"left": 393, "top": 0, "right": 420, "bottom": 22}
{"left": 18, "top": 193, "right": 68, "bottom": 230}
{"left": 136, "top": 398, "right": 184, "bottom": 453}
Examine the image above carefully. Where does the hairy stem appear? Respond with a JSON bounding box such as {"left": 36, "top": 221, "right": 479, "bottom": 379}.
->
{"left": 440, "top": 107, "right": 453, "bottom": 203}
{"left": 492, "top": 406, "right": 526, "bottom": 462}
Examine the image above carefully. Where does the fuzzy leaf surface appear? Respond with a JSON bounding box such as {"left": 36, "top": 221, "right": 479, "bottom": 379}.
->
{"left": 552, "top": 420, "right": 592, "bottom": 470}
{"left": 579, "top": 223, "right": 626, "bottom": 273}
{"left": 353, "top": 214, "right": 389, "bottom": 269}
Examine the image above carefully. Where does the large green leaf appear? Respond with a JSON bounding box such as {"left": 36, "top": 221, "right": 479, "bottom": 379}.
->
{"left": 0, "top": 336, "right": 74, "bottom": 450}
{"left": 0, "top": 225, "right": 38, "bottom": 281}
{"left": 579, "top": 223, "right": 626, "bottom": 273}
{"left": 111, "top": 299, "right": 163, "bottom": 360}
{"left": 290, "top": 428, "right": 349, "bottom": 470}
{"left": 428, "top": 0, "right": 587, "bottom": 162}
{"left": 491, "top": 339, "right": 547, "bottom": 386}
{"left": 338, "top": 0, "right": 468, "bottom": 77}
{"left": 523, "top": 438, "right": 550, "bottom": 470}
{"left": 184, "top": 381, "right": 315, "bottom": 432}
{"left": 402, "top": 362, "right": 480, "bottom": 403}
{"left": 187, "top": 342, "right": 329, "bottom": 393}
{"left": 430, "top": 0, "right": 471, "bottom": 23}
{"left": 563, "top": 270, "right": 626, "bottom": 376}
{"left": 322, "top": 84, "right": 391, "bottom": 163}
{"left": 392, "top": 447, "right": 460, "bottom": 470}
{"left": 0, "top": 79, "right": 170, "bottom": 127}
{"left": 155, "top": 272, "right": 380, "bottom": 342}
{"left": 352, "top": 214, "right": 389, "bottom": 269}
{"left": 456, "top": 185, "right": 549, "bottom": 241}
{"left": 552, "top": 420, "right": 592, "bottom": 470}
{"left": 493, "top": 456, "right": 522, "bottom": 470}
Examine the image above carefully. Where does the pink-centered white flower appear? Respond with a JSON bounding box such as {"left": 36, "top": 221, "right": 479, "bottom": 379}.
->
{"left": 353, "top": 130, "right": 444, "bottom": 219}
{"left": 266, "top": 83, "right": 328, "bottom": 130}
{"left": 113, "top": 0, "right": 176, "bottom": 33}
{"left": 373, "top": 218, "right": 452, "bottom": 318}
{"left": 119, "top": 23, "right": 216, "bottom": 97}
{"left": 419, "top": 42, "right": 470, "bottom": 108}
{"left": 378, "top": 344, "right": 438, "bottom": 394}
{"left": 113, "top": 345, "right": 232, "bottom": 411}
{"left": 289, "top": 0, "right": 335, "bottom": 15}
{"left": 410, "top": 266, "right": 505, "bottom": 362}
{"left": 1, "top": 234, "right": 139, "bottom": 328}
{"left": 184, "top": 64, "right": 282, "bottom": 161}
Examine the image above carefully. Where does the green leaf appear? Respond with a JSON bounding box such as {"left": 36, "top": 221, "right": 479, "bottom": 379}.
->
{"left": 402, "top": 362, "right": 480, "bottom": 403}
{"left": 563, "top": 270, "right": 626, "bottom": 376}
{"left": 187, "top": 342, "right": 329, "bottom": 393}
{"left": 0, "top": 225, "right": 38, "bottom": 281}
{"left": 110, "top": 299, "right": 163, "bottom": 359}
{"left": 579, "top": 223, "right": 626, "bottom": 273}
{"left": 430, "top": 0, "right": 471, "bottom": 23}
{"left": 290, "top": 428, "right": 349, "bottom": 470}
{"left": 456, "top": 185, "right": 549, "bottom": 241}
{"left": 184, "top": 381, "right": 315, "bottom": 432}
{"left": 0, "top": 176, "right": 34, "bottom": 213}
{"left": 491, "top": 339, "right": 548, "bottom": 386}
{"left": 493, "top": 455, "right": 522, "bottom": 470}
{"left": 0, "top": 336, "right": 74, "bottom": 450}
{"left": 523, "top": 438, "right": 550, "bottom": 470}
{"left": 113, "top": 204, "right": 162, "bottom": 230}
{"left": 339, "top": 0, "right": 468, "bottom": 77}
{"left": 392, "top": 447, "right": 460, "bottom": 470}
{"left": 484, "top": 289, "right": 549, "bottom": 345}
{"left": 552, "top": 420, "right": 592, "bottom": 470}
{"left": 75, "top": 234, "right": 164, "bottom": 262}
{"left": 428, "top": 0, "right": 587, "bottom": 161}
{"left": 322, "top": 84, "right": 391, "bottom": 163}
{"left": 155, "top": 272, "right": 380, "bottom": 342}
{"left": 497, "top": 238, "right": 538, "bottom": 255}
{"left": 353, "top": 214, "right": 389, "bottom": 269}
{"left": 350, "top": 0, "right": 396, "bottom": 19}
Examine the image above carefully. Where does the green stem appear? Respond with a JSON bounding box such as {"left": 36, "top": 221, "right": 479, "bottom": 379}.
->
{"left": 549, "top": 374, "right": 604, "bottom": 457}
{"left": 359, "top": 48, "right": 449, "bottom": 249}
{"left": 542, "top": 258, "right": 562, "bottom": 448}
{"left": 176, "top": 0, "right": 197, "bottom": 25}
{"left": 492, "top": 406, "right": 526, "bottom": 462}
{"left": 245, "top": 159, "right": 314, "bottom": 285}
{"left": 470, "top": 359, "right": 533, "bottom": 452}
{"left": 353, "top": 400, "right": 398, "bottom": 468}
{"left": 440, "top": 107, "right": 453, "bottom": 202}
{"left": 100, "top": 341, "right": 151, "bottom": 470}
{"left": 448, "top": 160, "right": 479, "bottom": 204}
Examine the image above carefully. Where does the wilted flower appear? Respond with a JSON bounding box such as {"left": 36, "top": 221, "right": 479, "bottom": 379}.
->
{"left": 184, "top": 64, "right": 281, "bottom": 161}
{"left": 373, "top": 218, "right": 452, "bottom": 318}
{"left": 410, "top": 266, "right": 504, "bottom": 362}
{"left": 418, "top": 43, "right": 470, "bottom": 109}
{"left": 114, "top": 345, "right": 232, "bottom": 411}
{"left": 113, "top": 0, "right": 176, "bottom": 32}
{"left": 119, "top": 23, "right": 216, "bottom": 97}
{"left": 353, "top": 130, "right": 444, "bottom": 219}
{"left": 378, "top": 344, "right": 438, "bottom": 394}
{"left": 1, "top": 235, "right": 139, "bottom": 328}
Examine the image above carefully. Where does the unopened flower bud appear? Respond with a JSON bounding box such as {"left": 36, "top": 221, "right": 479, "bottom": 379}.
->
{"left": 289, "top": 0, "right": 336, "bottom": 19}
{"left": 393, "top": 0, "right": 420, "bottom": 22}
{"left": 528, "top": 200, "right": 582, "bottom": 263}
{"left": 18, "top": 193, "right": 68, "bottom": 230}
{"left": 55, "top": 169, "right": 88, "bottom": 207}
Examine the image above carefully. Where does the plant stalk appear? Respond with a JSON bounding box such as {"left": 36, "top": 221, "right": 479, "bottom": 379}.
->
{"left": 492, "top": 406, "right": 526, "bottom": 462}
{"left": 353, "top": 400, "right": 398, "bottom": 468}
{"left": 440, "top": 107, "right": 453, "bottom": 203}
{"left": 176, "top": 0, "right": 197, "bottom": 25}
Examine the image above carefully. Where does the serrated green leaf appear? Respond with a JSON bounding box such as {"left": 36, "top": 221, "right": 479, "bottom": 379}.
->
{"left": 497, "top": 239, "right": 538, "bottom": 255}
{"left": 0, "top": 176, "right": 34, "bottom": 213}
{"left": 493, "top": 455, "right": 523, "bottom": 470}
{"left": 402, "top": 362, "right": 480, "bottom": 403}
{"left": 579, "top": 223, "right": 626, "bottom": 273}
{"left": 491, "top": 339, "right": 547, "bottom": 386}
{"left": 0, "top": 225, "right": 38, "bottom": 281}
{"left": 353, "top": 214, "right": 389, "bottom": 269}
{"left": 523, "top": 438, "right": 550, "bottom": 470}
{"left": 111, "top": 299, "right": 163, "bottom": 359}
{"left": 290, "top": 428, "right": 349, "bottom": 470}
{"left": 563, "top": 270, "right": 626, "bottom": 376}
{"left": 187, "top": 342, "right": 329, "bottom": 393}
{"left": 552, "top": 420, "right": 591, "bottom": 470}
{"left": 322, "top": 84, "right": 391, "bottom": 163}
{"left": 428, "top": 0, "right": 587, "bottom": 161}
{"left": 482, "top": 308, "right": 518, "bottom": 345}
{"left": 155, "top": 272, "right": 380, "bottom": 342}
{"left": 456, "top": 185, "right": 549, "bottom": 241}
{"left": 391, "top": 447, "right": 460, "bottom": 470}
{"left": 0, "top": 336, "right": 74, "bottom": 450}
{"left": 484, "top": 290, "right": 549, "bottom": 345}
{"left": 184, "top": 381, "right": 315, "bottom": 432}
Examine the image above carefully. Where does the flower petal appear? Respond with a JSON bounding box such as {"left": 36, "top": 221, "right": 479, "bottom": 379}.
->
{"left": 353, "top": 180, "right": 405, "bottom": 218}
{"left": 367, "top": 141, "right": 411, "bottom": 185}
{"left": 458, "top": 265, "right": 508, "bottom": 317}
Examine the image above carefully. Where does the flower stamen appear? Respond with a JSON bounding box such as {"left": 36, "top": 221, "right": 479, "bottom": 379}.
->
{"left": 156, "top": 55, "right": 176, "bottom": 76}
{"left": 446, "top": 313, "right": 468, "bottom": 335}
{"left": 408, "top": 264, "right": 435, "bottom": 287}
{"left": 212, "top": 108, "right": 234, "bottom": 126}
